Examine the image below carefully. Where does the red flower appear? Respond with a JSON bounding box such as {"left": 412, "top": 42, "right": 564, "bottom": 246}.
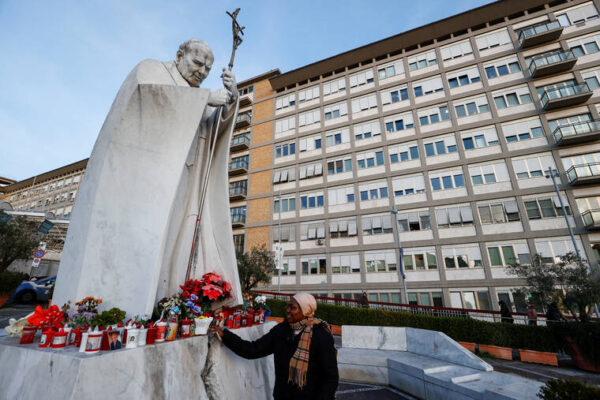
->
{"left": 181, "top": 291, "right": 191, "bottom": 299}
{"left": 202, "top": 284, "right": 223, "bottom": 301}
{"left": 202, "top": 271, "right": 221, "bottom": 284}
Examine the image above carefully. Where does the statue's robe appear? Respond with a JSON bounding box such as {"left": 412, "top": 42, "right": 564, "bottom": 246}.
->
{"left": 53, "top": 59, "right": 242, "bottom": 316}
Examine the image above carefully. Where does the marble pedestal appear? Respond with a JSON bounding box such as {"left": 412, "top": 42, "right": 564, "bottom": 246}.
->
{"left": 0, "top": 322, "right": 275, "bottom": 400}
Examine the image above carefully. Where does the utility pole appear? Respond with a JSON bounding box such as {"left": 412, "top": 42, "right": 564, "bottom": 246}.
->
{"left": 391, "top": 206, "right": 408, "bottom": 304}
{"left": 277, "top": 191, "right": 282, "bottom": 293}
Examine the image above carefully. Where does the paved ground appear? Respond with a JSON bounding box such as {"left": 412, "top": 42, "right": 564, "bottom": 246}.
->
{"left": 0, "top": 302, "right": 37, "bottom": 329}
{"left": 336, "top": 382, "right": 416, "bottom": 399}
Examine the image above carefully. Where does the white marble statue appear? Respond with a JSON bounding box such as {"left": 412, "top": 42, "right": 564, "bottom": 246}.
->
{"left": 53, "top": 39, "right": 243, "bottom": 316}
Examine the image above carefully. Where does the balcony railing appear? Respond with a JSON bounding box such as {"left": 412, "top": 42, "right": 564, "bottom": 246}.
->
{"left": 229, "top": 186, "right": 247, "bottom": 200}
{"left": 528, "top": 49, "right": 576, "bottom": 78}
{"left": 518, "top": 20, "right": 563, "bottom": 48}
{"left": 566, "top": 162, "right": 600, "bottom": 185}
{"left": 230, "top": 133, "right": 251, "bottom": 151}
{"left": 228, "top": 160, "right": 249, "bottom": 175}
{"left": 230, "top": 213, "right": 246, "bottom": 226}
{"left": 553, "top": 120, "right": 600, "bottom": 145}
{"left": 235, "top": 113, "right": 252, "bottom": 128}
{"left": 239, "top": 92, "right": 253, "bottom": 107}
{"left": 582, "top": 209, "right": 600, "bottom": 230}
{"left": 540, "top": 82, "right": 592, "bottom": 110}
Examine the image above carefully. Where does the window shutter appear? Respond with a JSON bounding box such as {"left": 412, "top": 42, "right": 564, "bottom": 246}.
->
{"left": 381, "top": 91, "right": 392, "bottom": 105}
{"left": 273, "top": 171, "right": 281, "bottom": 183}
{"left": 308, "top": 227, "right": 317, "bottom": 239}
{"left": 504, "top": 200, "right": 519, "bottom": 214}
{"left": 329, "top": 221, "right": 339, "bottom": 233}
{"left": 372, "top": 217, "right": 382, "bottom": 229}
{"left": 436, "top": 209, "right": 449, "bottom": 225}
{"left": 288, "top": 168, "right": 296, "bottom": 181}
{"left": 317, "top": 226, "right": 325, "bottom": 239}
{"left": 348, "top": 220, "right": 357, "bottom": 235}
{"left": 315, "top": 163, "right": 323, "bottom": 176}
{"left": 299, "top": 167, "right": 307, "bottom": 179}
{"left": 382, "top": 215, "right": 392, "bottom": 230}
{"left": 449, "top": 207, "right": 461, "bottom": 223}
{"left": 408, "top": 212, "right": 419, "bottom": 223}
{"left": 460, "top": 206, "right": 474, "bottom": 222}
{"left": 362, "top": 217, "right": 372, "bottom": 230}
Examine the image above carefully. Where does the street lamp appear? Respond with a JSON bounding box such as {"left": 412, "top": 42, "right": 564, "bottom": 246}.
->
{"left": 391, "top": 206, "right": 408, "bottom": 304}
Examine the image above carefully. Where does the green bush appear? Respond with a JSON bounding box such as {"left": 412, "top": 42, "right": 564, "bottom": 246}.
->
{"left": 538, "top": 379, "right": 600, "bottom": 400}
{"left": 265, "top": 298, "right": 559, "bottom": 352}
{"left": 0, "top": 271, "right": 29, "bottom": 295}
{"left": 91, "top": 307, "right": 127, "bottom": 327}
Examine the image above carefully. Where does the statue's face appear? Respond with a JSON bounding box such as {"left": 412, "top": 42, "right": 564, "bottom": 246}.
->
{"left": 176, "top": 44, "right": 214, "bottom": 87}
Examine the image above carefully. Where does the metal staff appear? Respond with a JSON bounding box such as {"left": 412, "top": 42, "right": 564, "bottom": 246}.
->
{"left": 186, "top": 8, "right": 244, "bottom": 281}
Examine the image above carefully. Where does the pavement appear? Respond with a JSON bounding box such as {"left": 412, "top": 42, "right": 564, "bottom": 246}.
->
{"left": 0, "top": 302, "right": 37, "bottom": 329}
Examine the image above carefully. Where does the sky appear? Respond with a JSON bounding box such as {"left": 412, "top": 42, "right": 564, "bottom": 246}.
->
{"left": 0, "top": 0, "right": 494, "bottom": 181}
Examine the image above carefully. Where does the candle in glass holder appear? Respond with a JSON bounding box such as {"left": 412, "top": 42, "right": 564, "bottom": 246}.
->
{"left": 20, "top": 326, "right": 37, "bottom": 344}
{"left": 155, "top": 321, "right": 167, "bottom": 343}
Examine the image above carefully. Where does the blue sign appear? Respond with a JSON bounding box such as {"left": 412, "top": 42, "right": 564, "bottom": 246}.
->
{"left": 34, "top": 250, "right": 45, "bottom": 258}
{"left": 38, "top": 219, "right": 55, "bottom": 234}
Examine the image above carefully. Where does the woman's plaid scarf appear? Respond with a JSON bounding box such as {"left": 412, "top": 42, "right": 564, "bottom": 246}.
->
{"left": 288, "top": 317, "right": 332, "bottom": 388}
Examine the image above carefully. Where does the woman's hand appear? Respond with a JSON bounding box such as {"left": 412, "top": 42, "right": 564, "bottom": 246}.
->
{"left": 209, "top": 325, "right": 225, "bottom": 339}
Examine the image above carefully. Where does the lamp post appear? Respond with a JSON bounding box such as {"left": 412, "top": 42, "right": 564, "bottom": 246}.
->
{"left": 391, "top": 206, "right": 408, "bottom": 304}
{"left": 276, "top": 191, "right": 282, "bottom": 293}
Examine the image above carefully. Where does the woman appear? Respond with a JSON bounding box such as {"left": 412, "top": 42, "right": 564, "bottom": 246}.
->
{"left": 498, "top": 300, "right": 514, "bottom": 324}
{"left": 210, "top": 293, "right": 338, "bottom": 400}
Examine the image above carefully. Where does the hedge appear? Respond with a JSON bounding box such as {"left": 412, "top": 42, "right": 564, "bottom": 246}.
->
{"left": 0, "top": 271, "right": 29, "bottom": 295}
{"left": 266, "top": 298, "right": 559, "bottom": 352}
{"left": 538, "top": 379, "right": 600, "bottom": 400}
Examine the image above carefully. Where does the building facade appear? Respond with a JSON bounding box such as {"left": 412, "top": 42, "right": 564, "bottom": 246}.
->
{"left": 239, "top": 0, "right": 600, "bottom": 312}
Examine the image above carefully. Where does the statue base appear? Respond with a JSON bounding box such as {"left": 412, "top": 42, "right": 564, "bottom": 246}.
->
{"left": 0, "top": 322, "right": 275, "bottom": 400}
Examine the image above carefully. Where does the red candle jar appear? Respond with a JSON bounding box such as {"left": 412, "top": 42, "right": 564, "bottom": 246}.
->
{"left": 155, "top": 321, "right": 167, "bottom": 342}
{"left": 233, "top": 314, "right": 241, "bottom": 329}
{"left": 20, "top": 326, "right": 37, "bottom": 344}
{"left": 85, "top": 331, "right": 102, "bottom": 354}
{"left": 241, "top": 313, "right": 248, "bottom": 328}
{"left": 69, "top": 327, "right": 82, "bottom": 346}
{"left": 254, "top": 311, "right": 261, "bottom": 325}
{"left": 39, "top": 328, "right": 54, "bottom": 348}
{"left": 226, "top": 317, "right": 234, "bottom": 329}
{"left": 101, "top": 329, "right": 111, "bottom": 351}
{"left": 247, "top": 311, "right": 254, "bottom": 327}
{"left": 51, "top": 329, "right": 68, "bottom": 348}
{"left": 180, "top": 318, "right": 191, "bottom": 338}
{"left": 146, "top": 324, "right": 157, "bottom": 344}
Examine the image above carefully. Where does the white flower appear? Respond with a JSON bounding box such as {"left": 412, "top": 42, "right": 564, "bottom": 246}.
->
{"left": 5, "top": 313, "right": 33, "bottom": 337}
{"left": 255, "top": 296, "right": 266, "bottom": 304}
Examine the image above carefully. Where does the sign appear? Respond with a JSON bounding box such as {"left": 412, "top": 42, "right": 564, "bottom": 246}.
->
{"left": 273, "top": 243, "right": 284, "bottom": 270}
{"left": 32, "top": 258, "right": 41, "bottom": 267}
{"left": 34, "top": 249, "right": 46, "bottom": 258}
{"left": 38, "top": 219, "right": 55, "bottom": 234}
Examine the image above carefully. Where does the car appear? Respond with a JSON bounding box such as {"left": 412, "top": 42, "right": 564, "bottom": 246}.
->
{"left": 9, "top": 276, "right": 56, "bottom": 303}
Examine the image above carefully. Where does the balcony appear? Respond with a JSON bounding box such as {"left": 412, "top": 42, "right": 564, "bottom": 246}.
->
{"left": 582, "top": 209, "right": 600, "bottom": 230}
{"left": 239, "top": 93, "right": 253, "bottom": 107}
{"left": 229, "top": 186, "right": 247, "bottom": 201}
{"left": 228, "top": 160, "right": 249, "bottom": 176}
{"left": 518, "top": 20, "right": 563, "bottom": 48}
{"left": 540, "top": 83, "right": 592, "bottom": 110}
{"left": 553, "top": 121, "right": 600, "bottom": 145}
{"left": 566, "top": 162, "right": 600, "bottom": 185}
{"left": 230, "top": 133, "right": 250, "bottom": 152}
{"left": 235, "top": 113, "right": 252, "bottom": 128}
{"left": 231, "top": 213, "right": 246, "bottom": 228}
{"left": 528, "top": 50, "right": 577, "bottom": 78}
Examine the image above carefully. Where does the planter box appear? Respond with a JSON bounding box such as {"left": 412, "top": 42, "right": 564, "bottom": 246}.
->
{"left": 265, "top": 316, "right": 283, "bottom": 323}
{"left": 330, "top": 325, "right": 342, "bottom": 336}
{"left": 458, "top": 341, "right": 476, "bottom": 352}
{"left": 479, "top": 344, "right": 512, "bottom": 360}
{"left": 519, "top": 349, "right": 558, "bottom": 366}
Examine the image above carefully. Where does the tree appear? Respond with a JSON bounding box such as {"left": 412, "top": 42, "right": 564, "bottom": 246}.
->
{"left": 0, "top": 216, "right": 39, "bottom": 272}
{"left": 236, "top": 244, "right": 276, "bottom": 293}
{"left": 507, "top": 252, "right": 600, "bottom": 321}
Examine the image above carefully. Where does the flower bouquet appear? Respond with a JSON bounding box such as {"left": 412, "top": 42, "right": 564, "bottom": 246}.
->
{"left": 179, "top": 271, "right": 233, "bottom": 316}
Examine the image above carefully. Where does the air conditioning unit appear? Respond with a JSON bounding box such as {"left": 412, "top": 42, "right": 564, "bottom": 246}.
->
{"left": 316, "top": 239, "right": 324, "bottom": 245}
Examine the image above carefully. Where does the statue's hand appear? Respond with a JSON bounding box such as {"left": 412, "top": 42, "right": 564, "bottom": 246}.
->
{"left": 221, "top": 68, "right": 238, "bottom": 104}
{"left": 208, "top": 89, "right": 232, "bottom": 107}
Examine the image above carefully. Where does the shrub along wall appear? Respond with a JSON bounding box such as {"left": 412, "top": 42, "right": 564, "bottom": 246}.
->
{"left": 266, "top": 298, "right": 560, "bottom": 352}
{"left": 0, "top": 271, "right": 29, "bottom": 294}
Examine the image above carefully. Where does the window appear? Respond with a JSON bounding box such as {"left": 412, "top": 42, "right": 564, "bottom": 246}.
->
{"left": 440, "top": 39, "right": 473, "bottom": 62}
{"left": 536, "top": 79, "right": 578, "bottom": 100}
{"left": 274, "top": 195, "right": 296, "bottom": 213}
{"left": 323, "top": 77, "right": 346, "bottom": 96}
{"left": 299, "top": 135, "right": 322, "bottom": 152}
{"left": 351, "top": 93, "right": 378, "bottom": 113}
{"left": 324, "top": 102, "right": 348, "bottom": 120}
{"left": 65, "top": 178, "right": 72, "bottom": 186}
{"left": 298, "top": 109, "right": 321, "bottom": 127}
{"left": 469, "top": 162, "right": 509, "bottom": 185}
{"left": 484, "top": 56, "right": 521, "bottom": 79}
{"left": 301, "top": 255, "right": 327, "bottom": 275}
{"left": 273, "top": 224, "right": 296, "bottom": 242}
{"left": 230, "top": 206, "right": 246, "bottom": 223}
{"left": 582, "top": 68, "right": 600, "bottom": 90}
{"left": 429, "top": 169, "right": 465, "bottom": 191}
{"left": 353, "top": 120, "right": 381, "bottom": 141}
{"left": 512, "top": 154, "right": 555, "bottom": 179}
{"left": 548, "top": 113, "right": 592, "bottom": 133}
{"left": 478, "top": 200, "right": 520, "bottom": 224}
{"left": 325, "top": 127, "right": 351, "bottom": 147}
{"left": 63, "top": 206, "right": 73, "bottom": 219}
{"left": 327, "top": 155, "right": 353, "bottom": 175}
{"left": 475, "top": 28, "right": 512, "bottom": 52}
{"left": 362, "top": 214, "right": 393, "bottom": 236}
{"left": 447, "top": 66, "right": 481, "bottom": 89}
{"left": 356, "top": 149, "right": 385, "bottom": 169}
{"left": 561, "top": 152, "right": 600, "bottom": 174}
{"left": 279, "top": 257, "right": 297, "bottom": 275}
{"left": 230, "top": 180, "right": 247, "bottom": 195}
{"left": 423, "top": 135, "right": 457, "bottom": 157}
{"left": 535, "top": 237, "right": 584, "bottom": 264}
{"left": 238, "top": 86, "right": 253, "bottom": 95}
{"left": 73, "top": 175, "right": 81, "bottom": 183}
{"left": 349, "top": 69, "right": 375, "bottom": 88}
{"left": 272, "top": 167, "right": 296, "bottom": 184}
{"left": 275, "top": 142, "right": 296, "bottom": 158}
{"left": 436, "top": 205, "right": 474, "bottom": 228}
{"left": 377, "top": 60, "right": 405, "bottom": 80}
{"left": 233, "top": 234, "right": 245, "bottom": 255}
{"left": 568, "top": 33, "right": 600, "bottom": 57}
{"left": 408, "top": 292, "right": 444, "bottom": 307}
{"left": 359, "top": 181, "right": 389, "bottom": 201}
{"left": 275, "top": 93, "right": 295, "bottom": 110}
{"left": 408, "top": 50, "right": 437, "bottom": 72}
{"left": 328, "top": 185, "right": 355, "bottom": 206}
{"left": 524, "top": 196, "right": 571, "bottom": 220}
{"left": 487, "top": 242, "right": 530, "bottom": 266}
{"left": 451, "top": 290, "right": 490, "bottom": 310}
{"left": 275, "top": 116, "right": 296, "bottom": 133}
{"left": 331, "top": 253, "right": 360, "bottom": 274}
{"left": 442, "top": 244, "right": 482, "bottom": 268}
{"left": 381, "top": 85, "right": 409, "bottom": 105}
{"left": 389, "top": 142, "right": 419, "bottom": 164}
{"left": 417, "top": 104, "right": 450, "bottom": 126}
{"left": 555, "top": 2, "right": 599, "bottom": 27}
{"left": 300, "top": 222, "right": 326, "bottom": 241}
{"left": 501, "top": 117, "right": 544, "bottom": 143}
{"left": 493, "top": 86, "right": 532, "bottom": 109}
{"left": 413, "top": 76, "right": 443, "bottom": 97}
{"left": 392, "top": 174, "right": 426, "bottom": 196}
{"left": 300, "top": 191, "right": 324, "bottom": 209}
{"left": 396, "top": 209, "right": 431, "bottom": 232}
{"left": 365, "top": 250, "right": 397, "bottom": 272}
{"left": 298, "top": 85, "right": 320, "bottom": 103}
{"left": 230, "top": 155, "right": 249, "bottom": 169}
{"left": 329, "top": 218, "right": 358, "bottom": 238}
{"left": 461, "top": 126, "right": 499, "bottom": 150}
{"left": 454, "top": 95, "right": 490, "bottom": 118}
{"left": 403, "top": 247, "right": 437, "bottom": 270}
{"left": 385, "top": 112, "right": 415, "bottom": 133}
